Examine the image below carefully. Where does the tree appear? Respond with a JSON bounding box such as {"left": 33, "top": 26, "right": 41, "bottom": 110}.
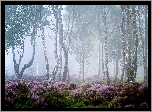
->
{"left": 5, "top": 5, "right": 36, "bottom": 79}
{"left": 105, "top": 5, "right": 122, "bottom": 83}
{"left": 65, "top": 5, "right": 94, "bottom": 83}
{"left": 120, "top": 5, "right": 142, "bottom": 83}
{"left": 38, "top": 5, "right": 50, "bottom": 80}
{"left": 5, "top": 5, "right": 51, "bottom": 79}
{"left": 144, "top": 5, "right": 148, "bottom": 85}
{"left": 102, "top": 5, "right": 110, "bottom": 85}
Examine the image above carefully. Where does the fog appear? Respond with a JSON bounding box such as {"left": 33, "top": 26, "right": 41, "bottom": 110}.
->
{"left": 5, "top": 5, "right": 148, "bottom": 85}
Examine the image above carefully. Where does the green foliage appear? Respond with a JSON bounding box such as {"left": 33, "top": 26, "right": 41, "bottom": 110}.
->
{"left": 40, "top": 89, "right": 68, "bottom": 108}
{"left": 5, "top": 5, "right": 51, "bottom": 53}
{"left": 14, "top": 94, "right": 35, "bottom": 108}
{"left": 68, "top": 100, "right": 86, "bottom": 108}
{"left": 5, "top": 80, "right": 149, "bottom": 108}
{"left": 104, "top": 100, "right": 110, "bottom": 105}
{"left": 83, "top": 104, "right": 92, "bottom": 108}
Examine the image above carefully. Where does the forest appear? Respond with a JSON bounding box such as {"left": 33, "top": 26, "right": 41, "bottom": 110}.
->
{"left": 5, "top": 5, "right": 149, "bottom": 109}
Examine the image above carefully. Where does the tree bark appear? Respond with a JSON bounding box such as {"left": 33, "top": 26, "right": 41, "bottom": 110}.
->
{"left": 51, "top": 5, "right": 60, "bottom": 82}
{"left": 62, "top": 45, "right": 69, "bottom": 82}
{"left": 131, "top": 5, "right": 138, "bottom": 83}
{"left": 39, "top": 5, "right": 50, "bottom": 80}
{"left": 144, "top": 5, "right": 148, "bottom": 85}
{"left": 114, "top": 59, "right": 118, "bottom": 83}
{"left": 102, "top": 6, "right": 110, "bottom": 85}
{"left": 120, "top": 5, "right": 126, "bottom": 82}
{"left": 12, "top": 27, "right": 36, "bottom": 79}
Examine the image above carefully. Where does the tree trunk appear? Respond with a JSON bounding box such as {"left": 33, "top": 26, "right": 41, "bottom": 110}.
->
{"left": 58, "top": 6, "right": 63, "bottom": 81}
{"left": 12, "top": 27, "right": 36, "bottom": 79}
{"left": 98, "top": 41, "right": 101, "bottom": 79}
{"left": 137, "top": 5, "right": 147, "bottom": 85}
{"left": 126, "top": 5, "right": 131, "bottom": 82}
{"left": 82, "top": 53, "right": 85, "bottom": 82}
{"left": 39, "top": 5, "right": 50, "bottom": 80}
{"left": 144, "top": 5, "right": 148, "bottom": 85}
{"left": 102, "top": 6, "right": 110, "bottom": 85}
{"left": 51, "top": 29, "right": 59, "bottom": 82}
{"left": 131, "top": 5, "right": 138, "bottom": 83}
{"left": 114, "top": 59, "right": 118, "bottom": 83}
{"left": 120, "top": 5, "right": 126, "bottom": 82}
{"left": 51, "top": 5, "right": 60, "bottom": 82}
{"left": 62, "top": 46, "right": 68, "bottom": 82}
{"left": 97, "top": 8, "right": 101, "bottom": 80}
{"left": 101, "top": 42, "right": 105, "bottom": 83}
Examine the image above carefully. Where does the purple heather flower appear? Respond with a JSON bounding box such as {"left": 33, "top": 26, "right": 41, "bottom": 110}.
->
{"left": 91, "top": 83, "right": 101, "bottom": 89}
{"left": 53, "top": 81, "right": 66, "bottom": 90}
{"left": 70, "top": 88, "right": 82, "bottom": 95}
{"left": 98, "top": 84, "right": 108, "bottom": 93}
{"left": 139, "top": 102, "right": 148, "bottom": 108}
{"left": 124, "top": 104, "right": 135, "bottom": 108}
{"left": 138, "top": 85, "right": 147, "bottom": 91}
{"left": 123, "top": 96, "right": 128, "bottom": 99}
{"left": 46, "top": 85, "right": 52, "bottom": 90}
{"left": 31, "top": 92, "right": 35, "bottom": 99}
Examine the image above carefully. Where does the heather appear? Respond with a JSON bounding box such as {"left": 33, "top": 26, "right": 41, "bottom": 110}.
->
{"left": 5, "top": 78, "right": 148, "bottom": 108}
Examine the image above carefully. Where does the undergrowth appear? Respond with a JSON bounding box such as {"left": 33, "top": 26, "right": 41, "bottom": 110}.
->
{"left": 5, "top": 79, "right": 148, "bottom": 108}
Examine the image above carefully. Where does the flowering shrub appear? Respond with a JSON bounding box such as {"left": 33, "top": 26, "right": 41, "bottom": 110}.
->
{"left": 69, "top": 88, "right": 83, "bottom": 100}
{"left": 68, "top": 84, "right": 92, "bottom": 104}
{"left": 97, "top": 84, "right": 108, "bottom": 93}
{"left": 68, "top": 82, "right": 77, "bottom": 90}
{"left": 138, "top": 84, "right": 147, "bottom": 91}
{"left": 97, "top": 84, "right": 117, "bottom": 101}
{"left": 5, "top": 88, "right": 18, "bottom": 108}
{"left": 124, "top": 104, "right": 135, "bottom": 108}
{"left": 38, "top": 89, "right": 68, "bottom": 108}
{"left": 139, "top": 102, "right": 148, "bottom": 108}
{"left": 4, "top": 77, "right": 149, "bottom": 109}
{"left": 53, "top": 81, "right": 66, "bottom": 90}
{"left": 108, "top": 83, "right": 148, "bottom": 108}
{"left": 14, "top": 93, "right": 35, "bottom": 108}
{"left": 82, "top": 88, "right": 105, "bottom": 106}
{"left": 5, "top": 80, "right": 30, "bottom": 108}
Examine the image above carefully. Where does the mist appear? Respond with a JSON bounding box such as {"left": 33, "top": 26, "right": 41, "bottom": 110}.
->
{"left": 5, "top": 5, "right": 148, "bottom": 85}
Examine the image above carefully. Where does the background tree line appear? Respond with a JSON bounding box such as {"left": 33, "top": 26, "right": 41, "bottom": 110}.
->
{"left": 5, "top": 5, "right": 148, "bottom": 85}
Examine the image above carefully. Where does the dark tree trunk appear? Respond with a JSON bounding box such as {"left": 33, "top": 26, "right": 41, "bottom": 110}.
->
{"left": 126, "top": 5, "right": 131, "bottom": 82}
